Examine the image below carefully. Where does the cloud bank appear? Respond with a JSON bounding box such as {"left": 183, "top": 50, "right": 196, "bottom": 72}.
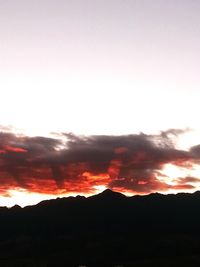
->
{"left": 0, "top": 129, "right": 200, "bottom": 196}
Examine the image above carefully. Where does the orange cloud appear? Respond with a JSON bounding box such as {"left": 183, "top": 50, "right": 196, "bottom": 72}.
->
{"left": 0, "top": 129, "right": 199, "bottom": 197}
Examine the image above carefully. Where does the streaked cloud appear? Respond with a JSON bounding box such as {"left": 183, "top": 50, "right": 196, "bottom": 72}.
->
{"left": 0, "top": 128, "right": 199, "bottom": 196}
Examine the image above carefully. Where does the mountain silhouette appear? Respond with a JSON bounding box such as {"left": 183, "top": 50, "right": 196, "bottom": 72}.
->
{"left": 1, "top": 190, "right": 200, "bottom": 266}
{"left": 88, "top": 188, "right": 126, "bottom": 201}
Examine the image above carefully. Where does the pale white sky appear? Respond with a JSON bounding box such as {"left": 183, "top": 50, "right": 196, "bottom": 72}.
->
{"left": 0, "top": 75, "right": 199, "bottom": 142}
{"left": 0, "top": 0, "right": 200, "bottom": 141}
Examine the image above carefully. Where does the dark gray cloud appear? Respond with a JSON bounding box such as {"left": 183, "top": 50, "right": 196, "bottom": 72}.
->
{"left": 175, "top": 176, "right": 200, "bottom": 184}
{"left": 0, "top": 129, "right": 199, "bottom": 195}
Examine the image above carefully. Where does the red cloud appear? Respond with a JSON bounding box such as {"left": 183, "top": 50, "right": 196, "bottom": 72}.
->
{"left": 4, "top": 145, "right": 27, "bottom": 153}
{"left": 0, "top": 129, "right": 199, "bottom": 196}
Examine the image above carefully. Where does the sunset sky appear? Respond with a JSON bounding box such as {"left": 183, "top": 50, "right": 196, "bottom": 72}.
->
{"left": 0, "top": 0, "right": 200, "bottom": 206}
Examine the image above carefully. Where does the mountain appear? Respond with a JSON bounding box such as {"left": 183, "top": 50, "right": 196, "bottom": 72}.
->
{"left": 1, "top": 190, "right": 200, "bottom": 266}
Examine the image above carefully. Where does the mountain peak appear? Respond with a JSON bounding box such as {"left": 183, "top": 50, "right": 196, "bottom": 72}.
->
{"left": 90, "top": 189, "right": 126, "bottom": 200}
{"left": 101, "top": 189, "right": 115, "bottom": 195}
{"left": 10, "top": 204, "right": 21, "bottom": 210}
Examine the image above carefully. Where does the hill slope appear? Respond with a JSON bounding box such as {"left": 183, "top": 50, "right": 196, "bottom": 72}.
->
{"left": 1, "top": 190, "right": 200, "bottom": 266}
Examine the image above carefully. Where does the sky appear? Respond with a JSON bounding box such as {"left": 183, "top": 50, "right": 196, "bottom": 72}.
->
{"left": 0, "top": 0, "right": 200, "bottom": 206}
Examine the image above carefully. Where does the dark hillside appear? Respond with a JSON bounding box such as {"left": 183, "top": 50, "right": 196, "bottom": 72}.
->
{"left": 1, "top": 190, "right": 200, "bottom": 266}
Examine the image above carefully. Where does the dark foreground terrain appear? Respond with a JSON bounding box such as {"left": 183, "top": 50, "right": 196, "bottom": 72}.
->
{"left": 1, "top": 189, "right": 200, "bottom": 266}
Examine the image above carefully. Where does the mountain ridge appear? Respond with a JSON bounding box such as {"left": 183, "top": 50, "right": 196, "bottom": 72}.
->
{"left": 5, "top": 189, "right": 200, "bottom": 209}
{"left": 0, "top": 189, "right": 200, "bottom": 266}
